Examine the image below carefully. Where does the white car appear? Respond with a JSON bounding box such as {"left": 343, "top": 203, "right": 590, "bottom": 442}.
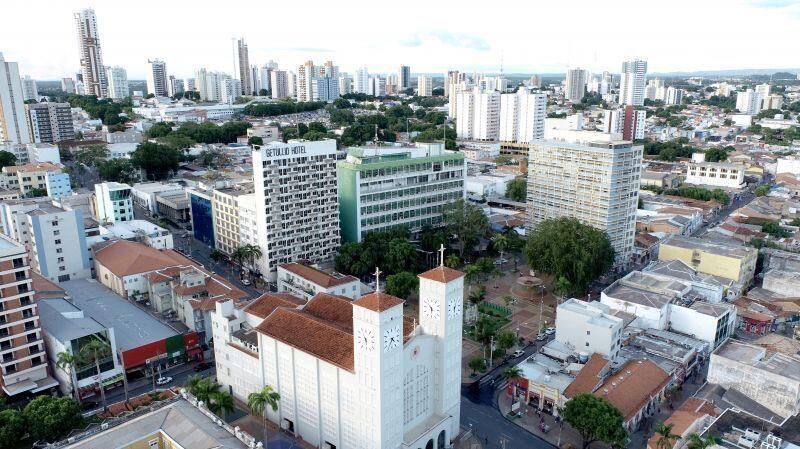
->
{"left": 512, "top": 350, "right": 525, "bottom": 358}
{"left": 545, "top": 327, "right": 556, "bottom": 335}
{"left": 155, "top": 376, "right": 173, "bottom": 386}
{"left": 241, "top": 279, "right": 252, "bottom": 286}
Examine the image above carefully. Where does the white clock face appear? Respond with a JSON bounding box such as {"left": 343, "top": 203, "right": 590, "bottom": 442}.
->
{"left": 356, "top": 327, "right": 375, "bottom": 352}
{"left": 447, "top": 296, "right": 462, "bottom": 319}
{"left": 383, "top": 325, "right": 402, "bottom": 352}
{"left": 422, "top": 297, "right": 440, "bottom": 320}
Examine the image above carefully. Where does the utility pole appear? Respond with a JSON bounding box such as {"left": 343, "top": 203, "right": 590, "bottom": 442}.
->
{"left": 120, "top": 351, "right": 129, "bottom": 403}
{"left": 489, "top": 335, "right": 495, "bottom": 369}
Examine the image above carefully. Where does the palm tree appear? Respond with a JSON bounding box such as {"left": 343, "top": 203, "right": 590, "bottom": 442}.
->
{"left": 464, "top": 265, "right": 480, "bottom": 296}
{"left": 655, "top": 422, "right": 679, "bottom": 449}
{"left": 501, "top": 366, "right": 523, "bottom": 383}
{"left": 492, "top": 233, "right": 510, "bottom": 268}
{"left": 186, "top": 376, "right": 220, "bottom": 404}
{"left": 444, "top": 254, "right": 460, "bottom": 269}
{"left": 55, "top": 350, "right": 80, "bottom": 404}
{"left": 248, "top": 385, "right": 281, "bottom": 445}
{"left": 686, "top": 433, "right": 721, "bottom": 449}
{"left": 209, "top": 390, "right": 235, "bottom": 418}
{"left": 80, "top": 337, "right": 111, "bottom": 410}
{"left": 243, "top": 244, "right": 263, "bottom": 280}
{"left": 231, "top": 247, "right": 247, "bottom": 279}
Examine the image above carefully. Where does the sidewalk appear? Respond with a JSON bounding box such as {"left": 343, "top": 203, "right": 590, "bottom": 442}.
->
{"left": 496, "top": 392, "right": 595, "bottom": 449}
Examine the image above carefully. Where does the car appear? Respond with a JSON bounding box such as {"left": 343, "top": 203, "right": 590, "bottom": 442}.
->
{"left": 512, "top": 350, "right": 525, "bottom": 358}
{"left": 194, "top": 362, "right": 212, "bottom": 372}
{"left": 545, "top": 327, "right": 556, "bottom": 335}
{"left": 241, "top": 279, "right": 251, "bottom": 286}
{"left": 536, "top": 333, "right": 546, "bottom": 341}
{"left": 155, "top": 376, "right": 173, "bottom": 386}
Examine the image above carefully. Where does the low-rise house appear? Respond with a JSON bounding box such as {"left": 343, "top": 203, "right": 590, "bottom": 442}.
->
{"left": 645, "top": 398, "right": 719, "bottom": 449}
{"left": 555, "top": 298, "right": 623, "bottom": 359}
{"left": 658, "top": 235, "right": 758, "bottom": 288}
{"left": 277, "top": 261, "right": 361, "bottom": 301}
{"left": 507, "top": 353, "right": 579, "bottom": 415}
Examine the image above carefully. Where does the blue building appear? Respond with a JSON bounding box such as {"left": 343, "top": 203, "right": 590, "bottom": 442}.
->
{"left": 188, "top": 189, "right": 214, "bottom": 246}
{"left": 45, "top": 170, "right": 72, "bottom": 198}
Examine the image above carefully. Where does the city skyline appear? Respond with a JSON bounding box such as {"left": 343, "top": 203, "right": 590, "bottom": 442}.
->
{"left": 2, "top": 0, "right": 799, "bottom": 80}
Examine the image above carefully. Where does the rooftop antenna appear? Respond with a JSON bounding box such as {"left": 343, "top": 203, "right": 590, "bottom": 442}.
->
{"left": 374, "top": 266, "right": 382, "bottom": 293}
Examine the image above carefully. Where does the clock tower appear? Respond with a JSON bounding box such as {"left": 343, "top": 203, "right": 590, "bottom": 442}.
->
{"left": 418, "top": 257, "right": 464, "bottom": 443}
{"left": 352, "top": 269, "right": 405, "bottom": 449}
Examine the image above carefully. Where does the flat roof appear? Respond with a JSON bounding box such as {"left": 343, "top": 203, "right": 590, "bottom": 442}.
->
{"left": 662, "top": 234, "right": 757, "bottom": 259}
{"left": 515, "top": 355, "right": 575, "bottom": 393}
{"left": 60, "top": 279, "right": 178, "bottom": 352}
{"left": 603, "top": 279, "right": 675, "bottom": 309}
{"left": 38, "top": 298, "right": 107, "bottom": 343}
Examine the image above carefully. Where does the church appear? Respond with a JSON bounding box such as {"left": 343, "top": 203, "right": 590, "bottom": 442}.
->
{"left": 211, "top": 263, "right": 464, "bottom": 449}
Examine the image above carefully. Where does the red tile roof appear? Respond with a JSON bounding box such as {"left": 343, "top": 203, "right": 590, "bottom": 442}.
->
{"left": 594, "top": 359, "right": 671, "bottom": 421}
{"left": 418, "top": 266, "right": 464, "bottom": 283}
{"left": 564, "top": 354, "right": 610, "bottom": 398}
{"left": 244, "top": 293, "right": 305, "bottom": 319}
{"left": 352, "top": 292, "right": 404, "bottom": 312}
{"left": 280, "top": 262, "right": 358, "bottom": 288}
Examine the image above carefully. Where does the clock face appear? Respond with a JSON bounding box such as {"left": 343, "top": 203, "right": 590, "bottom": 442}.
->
{"left": 383, "top": 325, "right": 402, "bottom": 352}
{"left": 356, "top": 327, "right": 375, "bottom": 352}
{"left": 447, "top": 296, "right": 462, "bottom": 319}
{"left": 422, "top": 297, "right": 440, "bottom": 320}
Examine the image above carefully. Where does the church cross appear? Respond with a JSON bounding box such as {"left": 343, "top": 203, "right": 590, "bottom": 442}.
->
{"left": 374, "top": 266, "right": 382, "bottom": 293}
{"left": 438, "top": 244, "right": 446, "bottom": 267}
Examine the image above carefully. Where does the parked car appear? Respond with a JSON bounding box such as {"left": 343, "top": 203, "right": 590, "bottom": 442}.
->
{"left": 545, "top": 327, "right": 556, "bottom": 335}
{"left": 155, "top": 376, "right": 173, "bottom": 386}
{"left": 194, "top": 362, "right": 212, "bottom": 372}
{"left": 512, "top": 349, "right": 525, "bottom": 358}
{"left": 536, "top": 333, "right": 546, "bottom": 341}
{"left": 242, "top": 279, "right": 251, "bottom": 286}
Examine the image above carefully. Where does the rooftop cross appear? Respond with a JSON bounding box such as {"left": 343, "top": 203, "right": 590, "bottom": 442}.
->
{"left": 374, "top": 266, "right": 382, "bottom": 293}
{"left": 438, "top": 243, "right": 446, "bottom": 267}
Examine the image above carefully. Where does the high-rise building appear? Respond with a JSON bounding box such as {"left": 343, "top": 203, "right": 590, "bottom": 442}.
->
{"left": 499, "top": 88, "right": 547, "bottom": 143}
{"left": 252, "top": 139, "right": 340, "bottom": 280}
{"left": 338, "top": 142, "right": 466, "bottom": 242}
{"left": 444, "top": 71, "right": 460, "bottom": 98}
{"left": 644, "top": 78, "right": 664, "bottom": 101}
{"left": 195, "top": 68, "right": 224, "bottom": 101}
{"left": 735, "top": 89, "right": 762, "bottom": 115}
{"left": 529, "top": 74, "right": 542, "bottom": 88}
{"left": 183, "top": 78, "right": 195, "bottom": 93}
{"left": 526, "top": 129, "right": 642, "bottom": 264}
{"left": 20, "top": 76, "right": 38, "bottom": 102}
{"left": 60, "top": 77, "right": 76, "bottom": 94}
{"left": 286, "top": 71, "right": 296, "bottom": 98}
{"left": 296, "top": 60, "right": 317, "bottom": 102}
{"left": 0, "top": 234, "right": 52, "bottom": 397}
{"left": 354, "top": 66, "right": 369, "bottom": 94}
{"left": 564, "top": 68, "right": 588, "bottom": 103}
{"left": 619, "top": 58, "right": 648, "bottom": 106}
{"left": 95, "top": 182, "right": 133, "bottom": 224}
{"left": 0, "top": 53, "right": 32, "bottom": 144}
{"left": 602, "top": 107, "right": 645, "bottom": 141}
{"left": 270, "top": 70, "right": 288, "bottom": 99}
{"left": 455, "top": 87, "right": 500, "bottom": 140}
{"left": 338, "top": 73, "right": 352, "bottom": 95}
{"left": 236, "top": 38, "right": 252, "bottom": 96}
{"left": 250, "top": 65, "right": 260, "bottom": 94}
{"left": 417, "top": 75, "right": 433, "bottom": 96}
{"left": 168, "top": 76, "right": 184, "bottom": 97}
{"left": 259, "top": 61, "right": 278, "bottom": 94}
{"left": 755, "top": 83, "right": 771, "bottom": 99}
{"left": 146, "top": 59, "right": 168, "bottom": 97}
{"left": 74, "top": 8, "right": 107, "bottom": 97}
{"left": 665, "top": 86, "right": 684, "bottom": 106}
{"left": 220, "top": 77, "right": 242, "bottom": 104}
{"left": 25, "top": 103, "right": 75, "bottom": 143}
{"left": 321, "top": 60, "right": 338, "bottom": 78}
{"left": 105, "top": 66, "right": 129, "bottom": 99}
{"left": 399, "top": 65, "right": 411, "bottom": 90}
{"left": 312, "top": 76, "right": 340, "bottom": 102}
{"left": 371, "top": 76, "right": 386, "bottom": 97}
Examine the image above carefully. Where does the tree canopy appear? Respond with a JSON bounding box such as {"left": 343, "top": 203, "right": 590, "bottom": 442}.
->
{"left": 505, "top": 178, "right": 526, "bottom": 202}
{"left": 523, "top": 218, "right": 615, "bottom": 294}
{"left": 386, "top": 271, "right": 418, "bottom": 300}
{"left": 0, "top": 151, "right": 16, "bottom": 170}
{"left": 97, "top": 158, "right": 139, "bottom": 184}
{"left": 334, "top": 228, "right": 417, "bottom": 277}
{"left": 442, "top": 199, "right": 490, "bottom": 258}
{"left": 243, "top": 101, "right": 325, "bottom": 117}
{"left": 23, "top": 396, "right": 84, "bottom": 442}
{"left": 562, "top": 393, "right": 627, "bottom": 449}
{"left": 131, "top": 142, "right": 180, "bottom": 180}
{"left": 0, "top": 409, "right": 24, "bottom": 448}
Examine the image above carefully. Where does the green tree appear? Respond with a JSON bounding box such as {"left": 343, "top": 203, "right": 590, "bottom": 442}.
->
{"left": 505, "top": 177, "right": 527, "bottom": 202}
{"left": 704, "top": 147, "right": 730, "bottom": 163}
{"left": 0, "top": 151, "right": 16, "bottom": 170}
{"left": 0, "top": 409, "right": 24, "bottom": 447}
{"left": 754, "top": 184, "right": 770, "bottom": 196}
{"left": 74, "top": 144, "right": 109, "bottom": 166}
{"left": 248, "top": 136, "right": 263, "bottom": 146}
{"left": 524, "top": 218, "right": 615, "bottom": 296}
{"left": 654, "top": 422, "right": 679, "bottom": 449}
{"left": 445, "top": 254, "right": 460, "bottom": 268}
{"left": 384, "top": 238, "right": 416, "bottom": 274}
{"left": 55, "top": 350, "right": 80, "bottom": 403}
{"left": 463, "top": 265, "right": 480, "bottom": 297}
{"left": 97, "top": 158, "right": 139, "bottom": 184}
{"left": 762, "top": 221, "right": 789, "bottom": 238}
{"left": 686, "top": 433, "right": 721, "bottom": 449}
{"left": 562, "top": 393, "right": 627, "bottom": 449}
{"left": 496, "top": 331, "right": 517, "bottom": 354}
{"left": 131, "top": 142, "right": 180, "bottom": 180}
{"left": 23, "top": 396, "right": 84, "bottom": 442}
{"left": 208, "top": 390, "right": 235, "bottom": 417}
{"left": 442, "top": 199, "right": 490, "bottom": 258}
{"left": 468, "top": 357, "right": 487, "bottom": 375}
{"left": 258, "top": 88, "right": 268, "bottom": 96}
{"left": 248, "top": 385, "right": 281, "bottom": 444}
{"left": 334, "top": 241, "right": 377, "bottom": 278}
{"left": 501, "top": 366, "right": 523, "bottom": 383}
{"left": 80, "top": 336, "right": 111, "bottom": 410}
{"left": 329, "top": 108, "right": 355, "bottom": 125}
{"left": 386, "top": 271, "right": 418, "bottom": 300}
{"left": 146, "top": 122, "right": 174, "bottom": 138}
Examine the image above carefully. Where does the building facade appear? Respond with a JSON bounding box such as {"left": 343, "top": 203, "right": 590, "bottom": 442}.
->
{"left": 456, "top": 87, "right": 500, "bottom": 141}
{"left": 74, "top": 8, "right": 107, "bottom": 97}
{"left": 564, "top": 68, "right": 588, "bottom": 103}
{"left": 0, "top": 53, "right": 32, "bottom": 144}
{"left": 619, "top": 59, "right": 647, "bottom": 106}
{"left": 94, "top": 182, "right": 133, "bottom": 224}
{"left": 105, "top": 66, "right": 129, "bottom": 99}
{"left": 499, "top": 88, "right": 547, "bottom": 143}
{"left": 146, "top": 59, "right": 168, "bottom": 97}
{"left": 25, "top": 102, "right": 75, "bottom": 144}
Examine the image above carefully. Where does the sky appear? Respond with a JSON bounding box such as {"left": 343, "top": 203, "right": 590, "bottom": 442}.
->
{"left": 2, "top": 0, "right": 799, "bottom": 80}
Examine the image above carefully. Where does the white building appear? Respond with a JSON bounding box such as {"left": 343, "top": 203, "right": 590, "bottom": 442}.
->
{"left": 94, "top": 182, "right": 133, "bottom": 224}
{"left": 619, "top": 58, "right": 647, "bottom": 106}
{"left": 61, "top": 77, "right": 76, "bottom": 94}
{"left": 146, "top": 59, "right": 168, "bottom": 97}
{"left": 354, "top": 66, "right": 370, "bottom": 94}
{"left": 456, "top": 87, "right": 500, "bottom": 141}
{"left": 167, "top": 76, "right": 183, "bottom": 97}
{"left": 270, "top": 70, "right": 289, "bottom": 99}
{"left": 555, "top": 298, "right": 623, "bottom": 359}
{"left": 74, "top": 8, "right": 107, "bottom": 97}
{"left": 370, "top": 77, "right": 386, "bottom": 97}
{"left": 21, "top": 76, "right": 38, "bottom": 101}
{"left": 211, "top": 264, "right": 464, "bottom": 449}
{"left": 736, "top": 89, "right": 762, "bottom": 115}
{"left": 776, "top": 157, "right": 800, "bottom": 176}
{"left": 0, "top": 53, "right": 32, "bottom": 144}
{"left": 277, "top": 262, "right": 361, "bottom": 301}
{"left": 338, "top": 74, "right": 352, "bottom": 95}
{"left": 296, "top": 61, "right": 317, "bottom": 102}
{"left": 685, "top": 158, "right": 746, "bottom": 189}
{"left": 105, "top": 66, "right": 129, "bottom": 99}
{"left": 130, "top": 182, "right": 183, "bottom": 215}
{"left": 665, "top": 87, "right": 684, "bottom": 105}
{"left": 312, "top": 77, "right": 340, "bottom": 102}
{"left": 417, "top": 75, "right": 433, "bottom": 96}
{"left": 91, "top": 219, "right": 173, "bottom": 250}
{"left": 564, "top": 68, "right": 588, "bottom": 103}
{"left": 398, "top": 65, "right": 411, "bottom": 91}
{"left": 499, "top": 88, "right": 547, "bottom": 143}
{"left": 252, "top": 140, "right": 340, "bottom": 280}
{"left": 25, "top": 103, "right": 75, "bottom": 144}
{"left": 220, "top": 77, "right": 242, "bottom": 105}
{"left": 527, "top": 130, "right": 642, "bottom": 264}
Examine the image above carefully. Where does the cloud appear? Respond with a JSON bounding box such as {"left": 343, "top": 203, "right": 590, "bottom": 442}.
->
{"left": 399, "top": 32, "right": 490, "bottom": 51}
{"left": 258, "top": 46, "right": 335, "bottom": 53}
{"left": 746, "top": 0, "right": 796, "bottom": 7}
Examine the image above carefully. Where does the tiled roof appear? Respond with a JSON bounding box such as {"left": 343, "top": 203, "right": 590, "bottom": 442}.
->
{"left": 94, "top": 240, "right": 193, "bottom": 277}
{"left": 418, "top": 266, "right": 464, "bottom": 283}
{"left": 2, "top": 162, "right": 62, "bottom": 173}
{"left": 280, "top": 262, "right": 358, "bottom": 288}
{"left": 303, "top": 293, "right": 353, "bottom": 331}
{"left": 352, "top": 292, "right": 404, "bottom": 312}
{"left": 594, "top": 359, "right": 671, "bottom": 421}
{"left": 244, "top": 293, "right": 304, "bottom": 319}
{"left": 564, "top": 353, "right": 610, "bottom": 398}
{"left": 645, "top": 398, "right": 718, "bottom": 449}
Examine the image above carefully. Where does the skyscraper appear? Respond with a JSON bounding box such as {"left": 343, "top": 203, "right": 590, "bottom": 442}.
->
{"left": 444, "top": 71, "right": 460, "bottom": 98}
{"left": 105, "top": 66, "right": 129, "bottom": 99}
{"left": 236, "top": 39, "right": 252, "bottom": 96}
{"left": 417, "top": 75, "right": 433, "bottom": 96}
{"left": 25, "top": 102, "right": 75, "bottom": 143}
{"left": 354, "top": 66, "right": 369, "bottom": 94}
{"left": 168, "top": 76, "right": 184, "bottom": 97}
{"left": 60, "top": 77, "right": 76, "bottom": 94}
{"left": 564, "top": 68, "right": 588, "bottom": 103}
{"left": 146, "top": 59, "right": 168, "bottom": 97}
{"left": 20, "top": 76, "right": 38, "bottom": 101}
{"left": 74, "top": 8, "right": 107, "bottom": 97}
{"left": 0, "top": 53, "right": 32, "bottom": 144}
{"left": 270, "top": 70, "right": 288, "bottom": 99}
{"left": 619, "top": 58, "right": 647, "bottom": 106}
{"left": 456, "top": 87, "right": 501, "bottom": 140}
{"left": 499, "top": 88, "right": 547, "bottom": 143}
{"left": 398, "top": 65, "right": 411, "bottom": 90}
{"left": 296, "top": 60, "right": 317, "bottom": 102}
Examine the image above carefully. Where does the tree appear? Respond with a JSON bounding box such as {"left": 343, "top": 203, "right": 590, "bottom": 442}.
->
{"left": 0, "top": 151, "right": 16, "bottom": 170}
{"left": 384, "top": 238, "right": 416, "bottom": 274}
{"left": 496, "top": 331, "right": 517, "bottom": 354}
{"left": 146, "top": 122, "right": 174, "bottom": 138}
{"left": 704, "top": 147, "right": 730, "bottom": 163}
{"left": 491, "top": 233, "right": 510, "bottom": 268}
{"left": 754, "top": 184, "right": 770, "bottom": 197}
{"left": 561, "top": 393, "right": 627, "bottom": 449}
{"left": 443, "top": 199, "right": 490, "bottom": 258}
{"left": 0, "top": 409, "right": 24, "bottom": 448}
{"left": 80, "top": 336, "right": 111, "bottom": 410}
{"left": 762, "top": 221, "right": 789, "bottom": 238}
{"left": 505, "top": 178, "right": 527, "bottom": 202}
{"left": 686, "top": 433, "right": 721, "bottom": 449}
{"left": 55, "top": 350, "right": 80, "bottom": 403}
{"left": 97, "top": 158, "right": 139, "bottom": 184}
{"left": 74, "top": 144, "right": 109, "bottom": 167}
{"left": 23, "top": 396, "right": 84, "bottom": 442}
{"left": 468, "top": 357, "right": 487, "bottom": 376}
{"left": 654, "top": 422, "right": 679, "bottom": 449}
{"left": 335, "top": 241, "right": 377, "bottom": 278}
{"left": 208, "top": 390, "right": 235, "bottom": 417}
{"left": 445, "top": 254, "right": 460, "bottom": 268}
{"left": 463, "top": 265, "right": 480, "bottom": 297}
{"left": 258, "top": 88, "right": 268, "bottom": 96}
{"left": 248, "top": 385, "right": 281, "bottom": 445}
{"left": 524, "top": 218, "right": 615, "bottom": 293}
{"left": 501, "top": 366, "right": 523, "bottom": 383}
{"left": 210, "top": 249, "right": 223, "bottom": 262}
{"left": 185, "top": 375, "right": 221, "bottom": 404}
{"left": 131, "top": 142, "right": 180, "bottom": 180}
{"left": 248, "top": 136, "right": 263, "bottom": 146}
{"left": 386, "top": 271, "right": 418, "bottom": 300}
